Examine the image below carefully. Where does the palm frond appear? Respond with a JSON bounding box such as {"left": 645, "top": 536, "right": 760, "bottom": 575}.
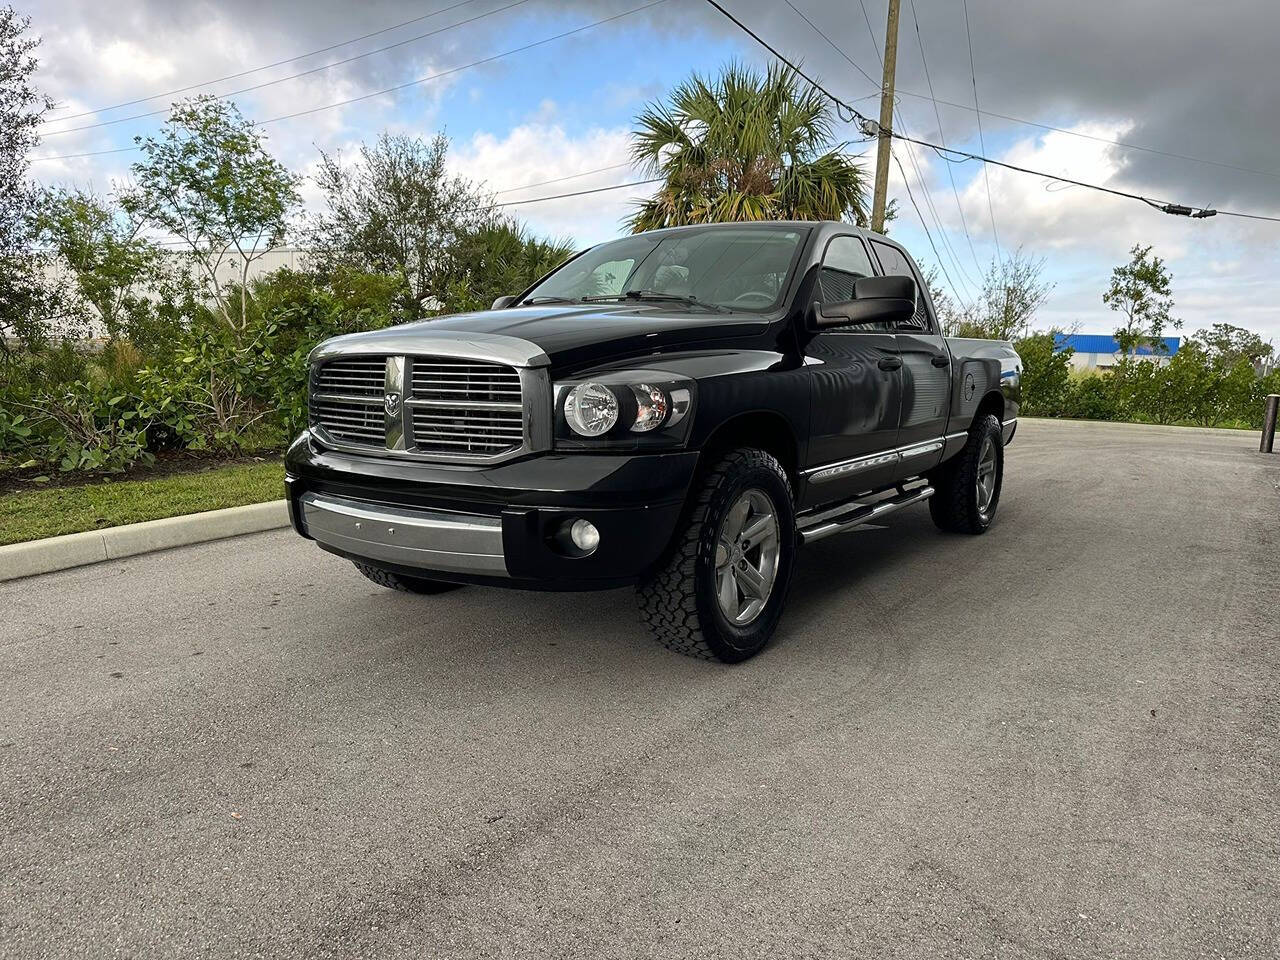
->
{"left": 627, "top": 61, "right": 867, "bottom": 232}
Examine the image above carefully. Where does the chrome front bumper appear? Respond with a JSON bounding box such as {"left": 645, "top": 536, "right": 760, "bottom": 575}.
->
{"left": 299, "top": 492, "right": 506, "bottom": 575}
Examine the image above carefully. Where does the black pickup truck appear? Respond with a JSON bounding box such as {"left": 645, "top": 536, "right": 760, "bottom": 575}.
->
{"left": 284, "top": 221, "right": 1020, "bottom": 662}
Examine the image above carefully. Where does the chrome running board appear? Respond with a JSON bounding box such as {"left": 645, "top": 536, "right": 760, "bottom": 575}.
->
{"left": 797, "top": 484, "right": 935, "bottom": 544}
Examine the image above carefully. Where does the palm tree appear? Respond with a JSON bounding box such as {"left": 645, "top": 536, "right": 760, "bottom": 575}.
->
{"left": 628, "top": 62, "right": 867, "bottom": 233}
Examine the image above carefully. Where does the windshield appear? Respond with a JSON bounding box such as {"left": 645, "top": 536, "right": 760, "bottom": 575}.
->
{"left": 521, "top": 225, "right": 807, "bottom": 313}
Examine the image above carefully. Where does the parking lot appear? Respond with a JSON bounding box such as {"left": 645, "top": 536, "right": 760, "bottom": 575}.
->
{"left": 2, "top": 418, "right": 1277, "bottom": 958}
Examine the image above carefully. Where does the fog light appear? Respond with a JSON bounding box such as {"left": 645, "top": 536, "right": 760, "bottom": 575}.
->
{"left": 569, "top": 519, "right": 600, "bottom": 553}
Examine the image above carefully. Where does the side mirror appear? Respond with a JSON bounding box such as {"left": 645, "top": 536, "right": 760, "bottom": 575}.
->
{"left": 810, "top": 275, "right": 916, "bottom": 329}
{"left": 491, "top": 295, "right": 518, "bottom": 310}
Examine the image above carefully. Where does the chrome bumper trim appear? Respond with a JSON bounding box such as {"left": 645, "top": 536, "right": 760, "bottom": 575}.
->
{"left": 300, "top": 492, "right": 506, "bottom": 576}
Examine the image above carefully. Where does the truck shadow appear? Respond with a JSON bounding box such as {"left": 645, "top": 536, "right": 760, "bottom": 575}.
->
{"left": 325, "top": 494, "right": 1019, "bottom": 683}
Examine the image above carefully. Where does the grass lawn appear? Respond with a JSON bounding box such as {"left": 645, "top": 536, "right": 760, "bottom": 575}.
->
{"left": 0, "top": 458, "right": 285, "bottom": 547}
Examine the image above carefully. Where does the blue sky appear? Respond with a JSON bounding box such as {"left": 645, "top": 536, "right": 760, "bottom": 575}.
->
{"left": 25, "top": 0, "right": 1280, "bottom": 342}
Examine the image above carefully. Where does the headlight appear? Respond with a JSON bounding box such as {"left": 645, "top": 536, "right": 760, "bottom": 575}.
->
{"left": 564, "top": 382, "right": 619, "bottom": 437}
{"left": 553, "top": 373, "right": 694, "bottom": 448}
{"left": 628, "top": 384, "right": 669, "bottom": 432}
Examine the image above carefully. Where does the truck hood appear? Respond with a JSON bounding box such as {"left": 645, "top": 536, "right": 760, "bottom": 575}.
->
{"left": 313, "top": 303, "right": 773, "bottom": 372}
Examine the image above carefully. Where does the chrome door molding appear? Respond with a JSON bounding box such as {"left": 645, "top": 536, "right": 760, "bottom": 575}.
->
{"left": 803, "top": 437, "right": 944, "bottom": 484}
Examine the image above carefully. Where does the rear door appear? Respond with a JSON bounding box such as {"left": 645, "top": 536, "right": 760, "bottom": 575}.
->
{"left": 869, "top": 240, "right": 950, "bottom": 471}
{"left": 802, "top": 234, "right": 903, "bottom": 504}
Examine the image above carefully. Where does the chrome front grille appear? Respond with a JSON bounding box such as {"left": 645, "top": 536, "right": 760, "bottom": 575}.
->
{"left": 311, "top": 357, "right": 387, "bottom": 446}
{"left": 314, "top": 356, "right": 386, "bottom": 398}
{"left": 410, "top": 360, "right": 522, "bottom": 403}
{"left": 309, "top": 353, "right": 529, "bottom": 462}
{"left": 409, "top": 358, "right": 523, "bottom": 457}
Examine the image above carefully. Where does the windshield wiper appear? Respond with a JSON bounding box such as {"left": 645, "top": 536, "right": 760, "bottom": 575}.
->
{"left": 582, "top": 290, "right": 730, "bottom": 313}
{"left": 520, "top": 295, "right": 581, "bottom": 305}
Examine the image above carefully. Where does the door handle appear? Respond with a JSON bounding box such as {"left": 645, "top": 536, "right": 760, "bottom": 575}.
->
{"left": 878, "top": 356, "right": 903, "bottom": 371}
{"left": 930, "top": 354, "right": 950, "bottom": 367}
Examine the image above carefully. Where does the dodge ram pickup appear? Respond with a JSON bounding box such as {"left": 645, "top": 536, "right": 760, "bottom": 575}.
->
{"left": 284, "top": 221, "right": 1020, "bottom": 662}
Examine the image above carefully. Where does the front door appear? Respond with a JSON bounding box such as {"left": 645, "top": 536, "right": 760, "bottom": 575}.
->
{"left": 801, "top": 234, "right": 903, "bottom": 507}
{"left": 869, "top": 240, "right": 950, "bottom": 472}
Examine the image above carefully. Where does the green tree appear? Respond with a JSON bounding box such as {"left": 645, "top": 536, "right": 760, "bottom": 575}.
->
{"left": 308, "top": 133, "right": 491, "bottom": 320}
{"left": 947, "top": 249, "right": 1052, "bottom": 340}
{"left": 121, "top": 95, "right": 301, "bottom": 334}
{"left": 0, "top": 6, "right": 59, "bottom": 356}
{"left": 442, "top": 220, "right": 574, "bottom": 313}
{"left": 33, "top": 187, "right": 163, "bottom": 340}
{"left": 1173, "top": 329, "right": 1271, "bottom": 427}
{"left": 629, "top": 62, "right": 867, "bottom": 232}
{"left": 1014, "top": 331, "right": 1073, "bottom": 416}
{"left": 1103, "top": 244, "right": 1180, "bottom": 356}
{"left": 1194, "top": 322, "right": 1273, "bottom": 370}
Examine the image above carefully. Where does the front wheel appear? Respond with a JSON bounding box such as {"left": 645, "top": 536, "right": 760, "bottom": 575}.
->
{"left": 637, "top": 448, "right": 796, "bottom": 662}
{"left": 929, "top": 413, "right": 1004, "bottom": 534}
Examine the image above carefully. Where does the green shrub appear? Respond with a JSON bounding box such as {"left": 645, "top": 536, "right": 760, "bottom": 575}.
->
{"left": 1014, "top": 332, "right": 1073, "bottom": 416}
{"left": 1063, "top": 373, "right": 1121, "bottom": 421}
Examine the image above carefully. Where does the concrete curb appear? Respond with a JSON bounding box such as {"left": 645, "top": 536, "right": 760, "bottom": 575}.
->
{"left": 0, "top": 500, "right": 290, "bottom": 583}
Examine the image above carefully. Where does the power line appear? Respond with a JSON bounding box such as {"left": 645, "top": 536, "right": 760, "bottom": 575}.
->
{"left": 112, "top": 177, "right": 664, "bottom": 248}
{"left": 892, "top": 150, "right": 969, "bottom": 313}
{"left": 42, "top": 0, "right": 535, "bottom": 137}
{"left": 961, "top": 0, "right": 1001, "bottom": 262}
{"left": 894, "top": 130, "right": 1280, "bottom": 223}
{"left": 43, "top": 0, "right": 491, "bottom": 125}
{"left": 906, "top": 0, "right": 981, "bottom": 275}
{"left": 781, "top": 0, "right": 878, "bottom": 89}
{"left": 702, "top": 0, "right": 1270, "bottom": 225}
{"left": 784, "top": 0, "right": 971, "bottom": 300}
{"left": 1214, "top": 209, "right": 1280, "bottom": 224}
{"left": 493, "top": 162, "right": 633, "bottom": 195}
{"left": 697, "top": 0, "right": 862, "bottom": 124}
{"left": 840, "top": 0, "right": 976, "bottom": 299}
{"left": 32, "top": 0, "right": 670, "bottom": 165}
{"left": 487, "top": 177, "right": 662, "bottom": 208}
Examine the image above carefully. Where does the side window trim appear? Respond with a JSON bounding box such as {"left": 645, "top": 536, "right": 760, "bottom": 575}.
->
{"left": 816, "top": 234, "right": 884, "bottom": 334}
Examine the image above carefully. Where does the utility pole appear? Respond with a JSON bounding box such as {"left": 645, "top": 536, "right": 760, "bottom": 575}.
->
{"left": 870, "top": 0, "right": 901, "bottom": 234}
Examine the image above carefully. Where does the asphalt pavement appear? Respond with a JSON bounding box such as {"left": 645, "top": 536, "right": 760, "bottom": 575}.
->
{"left": 2, "top": 419, "right": 1277, "bottom": 959}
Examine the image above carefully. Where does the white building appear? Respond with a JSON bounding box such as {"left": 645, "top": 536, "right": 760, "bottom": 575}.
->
{"left": 1054, "top": 333, "right": 1181, "bottom": 371}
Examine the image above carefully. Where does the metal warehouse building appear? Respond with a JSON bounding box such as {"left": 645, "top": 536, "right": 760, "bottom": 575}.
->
{"left": 1053, "top": 333, "right": 1181, "bottom": 371}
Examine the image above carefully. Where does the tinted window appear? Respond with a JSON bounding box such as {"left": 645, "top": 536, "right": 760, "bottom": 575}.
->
{"left": 816, "top": 235, "right": 885, "bottom": 330}
{"left": 819, "top": 235, "right": 875, "bottom": 303}
{"left": 522, "top": 225, "right": 806, "bottom": 313}
{"left": 870, "top": 240, "right": 934, "bottom": 332}
{"left": 584, "top": 259, "right": 634, "bottom": 298}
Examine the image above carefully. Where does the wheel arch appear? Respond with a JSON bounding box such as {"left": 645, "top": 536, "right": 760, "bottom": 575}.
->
{"left": 973, "top": 390, "right": 1005, "bottom": 428}
{"left": 695, "top": 410, "right": 801, "bottom": 486}
{"left": 649, "top": 411, "right": 800, "bottom": 572}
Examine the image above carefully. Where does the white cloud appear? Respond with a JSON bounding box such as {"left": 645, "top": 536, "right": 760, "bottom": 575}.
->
{"left": 451, "top": 120, "right": 637, "bottom": 246}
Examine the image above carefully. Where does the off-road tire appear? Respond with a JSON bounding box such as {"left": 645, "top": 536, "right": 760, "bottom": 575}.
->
{"left": 637, "top": 448, "right": 796, "bottom": 663}
{"left": 929, "top": 413, "right": 1004, "bottom": 534}
{"left": 352, "top": 561, "right": 463, "bottom": 594}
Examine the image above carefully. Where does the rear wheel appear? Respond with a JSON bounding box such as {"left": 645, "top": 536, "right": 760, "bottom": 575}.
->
{"left": 352, "top": 561, "right": 463, "bottom": 594}
{"left": 929, "top": 413, "right": 1004, "bottom": 534}
{"left": 637, "top": 448, "right": 796, "bottom": 662}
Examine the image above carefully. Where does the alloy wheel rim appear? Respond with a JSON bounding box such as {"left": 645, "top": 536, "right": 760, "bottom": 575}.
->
{"left": 976, "top": 437, "right": 997, "bottom": 515}
{"left": 714, "top": 488, "right": 781, "bottom": 626}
